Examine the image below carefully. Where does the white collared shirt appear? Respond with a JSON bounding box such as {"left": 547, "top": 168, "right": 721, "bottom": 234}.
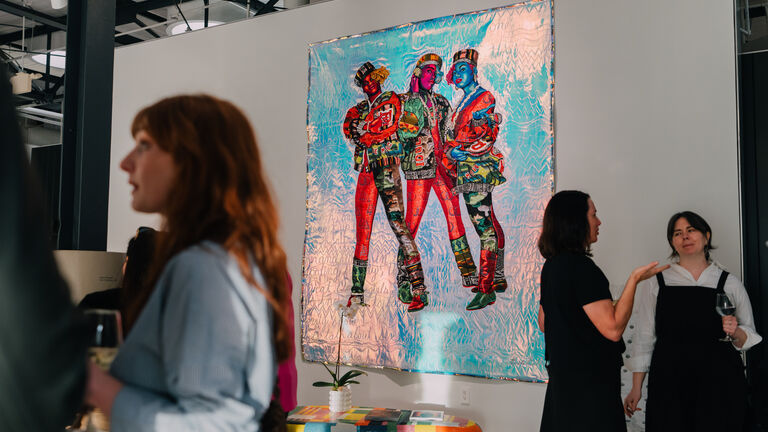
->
{"left": 627, "top": 263, "right": 762, "bottom": 372}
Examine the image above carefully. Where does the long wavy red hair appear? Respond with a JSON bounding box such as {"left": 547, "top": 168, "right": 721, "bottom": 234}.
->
{"left": 126, "top": 94, "right": 290, "bottom": 362}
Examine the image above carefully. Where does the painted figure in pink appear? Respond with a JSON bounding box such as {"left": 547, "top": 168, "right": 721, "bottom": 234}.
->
{"left": 396, "top": 53, "right": 478, "bottom": 312}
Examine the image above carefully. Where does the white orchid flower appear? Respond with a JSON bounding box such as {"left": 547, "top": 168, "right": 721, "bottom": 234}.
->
{"left": 345, "top": 301, "right": 361, "bottom": 320}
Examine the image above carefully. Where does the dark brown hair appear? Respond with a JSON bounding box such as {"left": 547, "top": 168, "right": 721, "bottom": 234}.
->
{"left": 121, "top": 227, "right": 157, "bottom": 333}
{"left": 666, "top": 211, "right": 715, "bottom": 261}
{"left": 538, "top": 190, "right": 592, "bottom": 259}
{"left": 127, "top": 94, "right": 290, "bottom": 362}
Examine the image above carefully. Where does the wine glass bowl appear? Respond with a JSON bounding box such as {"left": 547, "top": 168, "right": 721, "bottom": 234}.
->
{"left": 84, "top": 309, "right": 123, "bottom": 369}
{"left": 83, "top": 309, "right": 123, "bottom": 431}
{"left": 715, "top": 293, "right": 736, "bottom": 342}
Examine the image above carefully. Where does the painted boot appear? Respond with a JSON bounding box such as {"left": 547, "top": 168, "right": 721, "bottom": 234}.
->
{"left": 347, "top": 259, "right": 367, "bottom": 306}
{"left": 472, "top": 247, "right": 508, "bottom": 293}
{"left": 492, "top": 247, "right": 507, "bottom": 293}
{"left": 395, "top": 248, "right": 413, "bottom": 304}
{"left": 466, "top": 249, "right": 497, "bottom": 311}
{"left": 451, "top": 236, "right": 478, "bottom": 290}
{"left": 405, "top": 257, "right": 429, "bottom": 312}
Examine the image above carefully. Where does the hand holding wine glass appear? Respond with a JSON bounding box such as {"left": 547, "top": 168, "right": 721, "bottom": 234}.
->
{"left": 85, "top": 309, "right": 123, "bottom": 370}
{"left": 715, "top": 293, "right": 736, "bottom": 342}
{"left": 83, "top": 310, "right": 123, "bottom": 431}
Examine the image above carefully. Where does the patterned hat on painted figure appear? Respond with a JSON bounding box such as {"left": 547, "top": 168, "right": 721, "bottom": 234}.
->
{"left": 413, "top": 53, "right": 443, "bottom": 84}
{"left": 447, "top": 48, "right": 479, "bottom": 85}
{"left": 354, "top": 62, "right": 389, "bottom": 87}
{"left": 415, "top": 53, "right": 443, "bottom": 71}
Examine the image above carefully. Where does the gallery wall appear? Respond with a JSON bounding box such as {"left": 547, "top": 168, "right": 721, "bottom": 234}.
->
{"left": 107, "top": 0, "right": 739, "bottom": 431}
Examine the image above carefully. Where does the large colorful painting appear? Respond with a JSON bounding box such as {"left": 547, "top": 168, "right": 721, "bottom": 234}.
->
{"left": 302, "top": 1, "right": 553, "bottom": 381}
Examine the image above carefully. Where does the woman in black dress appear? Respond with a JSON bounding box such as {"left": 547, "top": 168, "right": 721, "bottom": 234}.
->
{"left": 537, "top": 190, "right": 667, "bottom": 432}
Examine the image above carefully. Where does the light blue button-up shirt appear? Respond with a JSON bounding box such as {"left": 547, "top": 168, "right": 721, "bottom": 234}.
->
{"left": 109, "top": 241, "right": 276, "bottom": 431}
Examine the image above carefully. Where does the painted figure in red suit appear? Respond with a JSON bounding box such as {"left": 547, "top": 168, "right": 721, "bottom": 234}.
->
{"left": 342, "top": 62, "right": 428, "bottom": 308}
{"left": 396, "top": 53, "right": 478, "bottom": 312}
{"left": 445, "top": 49, "right": 507, "bottom": 311}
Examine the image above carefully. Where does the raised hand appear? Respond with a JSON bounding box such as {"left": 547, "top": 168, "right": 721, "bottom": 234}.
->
{"left": 450, "top": 146, "right": 469, "bottom": 161}
{"left": 630, "top": 261, "right": 670, "bottom": 284}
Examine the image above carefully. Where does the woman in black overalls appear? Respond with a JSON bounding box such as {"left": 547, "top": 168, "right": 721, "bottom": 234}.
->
{"left": 624, "top": 211, "right": 762, "bottom": 431}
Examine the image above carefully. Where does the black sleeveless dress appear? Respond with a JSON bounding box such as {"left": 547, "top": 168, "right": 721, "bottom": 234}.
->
{"left": 539, "top": 253, "right": 626, "bottom": 432}
{"left": 645, "top": 270, "right": 747, "bottom": 431}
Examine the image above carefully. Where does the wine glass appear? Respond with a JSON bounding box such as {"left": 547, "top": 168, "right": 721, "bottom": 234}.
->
{"left": 85, "top": 309, "right": 123, "bottom": 368}
{"left": 715, "top": 293, "right": 736, "bottom": 342}
{"left": 84, "top": 309, "right": 123, "bottom": 431}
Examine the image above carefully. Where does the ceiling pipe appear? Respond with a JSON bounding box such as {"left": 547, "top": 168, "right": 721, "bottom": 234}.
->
{"left": 283, "top": 0, "right": 308, "bottom": 9}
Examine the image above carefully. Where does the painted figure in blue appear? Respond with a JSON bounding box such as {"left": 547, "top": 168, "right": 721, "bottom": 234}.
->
{"left": 445, "top": 49, "right": 507, "bottom": 311}
{"left": 342, "top": 62, "right": 428, "bottom": 308}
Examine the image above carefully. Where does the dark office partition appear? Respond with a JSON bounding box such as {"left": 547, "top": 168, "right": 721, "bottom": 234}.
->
{"left": 29, "top": 144, "right": 61, "bottom": 247}
{"left": 740, "top": 50, "right": 768, "bottom": 431}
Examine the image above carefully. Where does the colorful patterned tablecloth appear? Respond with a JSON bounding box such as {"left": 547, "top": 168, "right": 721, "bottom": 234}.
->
{"left": 288, "top": 406, "right": 482, "bottom": 432}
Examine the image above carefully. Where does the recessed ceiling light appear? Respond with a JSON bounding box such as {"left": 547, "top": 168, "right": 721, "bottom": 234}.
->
{"left": 167, "top": 20, "right": 224, "bottom": 36}
{"left": 30, "top": 50, "right": 67, "bottom": 70}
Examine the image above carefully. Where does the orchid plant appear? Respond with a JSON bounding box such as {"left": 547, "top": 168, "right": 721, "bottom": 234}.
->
{"left": 312, "top": 301, "right": 367, "bottom": 391}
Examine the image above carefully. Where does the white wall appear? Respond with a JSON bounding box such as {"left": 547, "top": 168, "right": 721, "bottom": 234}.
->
{"left": 555, "top": 0, "right": 741, "bottom": 287}
{"left": 107, "top": 0, "right": 739, "bottom": 431}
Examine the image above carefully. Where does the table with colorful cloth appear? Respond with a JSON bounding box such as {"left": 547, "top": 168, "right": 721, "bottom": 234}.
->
{"left": 287, "top": 406, "right": 482, "bottom": 432}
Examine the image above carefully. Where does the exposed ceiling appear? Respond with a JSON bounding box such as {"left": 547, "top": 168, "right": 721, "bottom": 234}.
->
{"left": 1, "top": 0, "right": 760, "bottom": 131}
{"left": 0, "top": 0, "right": 285, "bottom": 118}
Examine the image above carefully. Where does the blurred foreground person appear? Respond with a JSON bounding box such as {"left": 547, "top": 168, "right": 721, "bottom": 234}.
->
{"left": 278, "top": 272, "right": 297, "bottom": 412}
{"left": 0, "top": 67, "right": 88, "bottom": 430}
{"left": 86, "top": 94, "right": 292, "bottom": 431}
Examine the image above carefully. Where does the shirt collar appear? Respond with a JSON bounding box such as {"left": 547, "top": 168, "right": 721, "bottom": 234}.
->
{"left": 668, "top": 262, "right": 720, "bottom": 285}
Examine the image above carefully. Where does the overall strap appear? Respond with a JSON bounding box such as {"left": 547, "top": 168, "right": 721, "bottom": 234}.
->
{"left": 655, "top": 272, "right": 666, "bottom": 289}
{"left": 716, "top": 270, "right": 729, "bottom": 294}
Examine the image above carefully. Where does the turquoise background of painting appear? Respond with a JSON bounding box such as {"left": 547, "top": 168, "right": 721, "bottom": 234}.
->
{"left": 302, "top": 1, "right": 552, "bottom": 381}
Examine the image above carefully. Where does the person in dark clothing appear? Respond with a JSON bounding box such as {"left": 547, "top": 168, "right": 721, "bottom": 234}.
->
{"left": 0, "top": 66, "right": 88, "bottom": 431}
{"left": 537, "top": 190, "right": 666, "bottom": 432}
{"left": 78, "top": 226, "right": 158, "bottom": 335}
{"left": 624, "top": 211, "right": 761, "bottom": 431}
{"left": 78, "top": 287, "right": 122, "bottom": 311}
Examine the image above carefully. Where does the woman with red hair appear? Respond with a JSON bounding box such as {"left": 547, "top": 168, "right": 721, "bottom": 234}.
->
{"left": 85, "top": 94, "right": 292, "bottom": 431}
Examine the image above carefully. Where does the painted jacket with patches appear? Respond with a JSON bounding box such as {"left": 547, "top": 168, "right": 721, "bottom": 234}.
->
{"left": 445, "top": 88, "right": 506, "bottom": 193}
{"left": 396, "top": 91, "right": 451, "bottom": 180}
{"left": 343, "top": 91, "right": 403, "bottom": 172}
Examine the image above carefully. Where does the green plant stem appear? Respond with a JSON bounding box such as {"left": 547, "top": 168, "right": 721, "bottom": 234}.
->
{"left": 335, "top": 312, "right": 343, "bottom": 385}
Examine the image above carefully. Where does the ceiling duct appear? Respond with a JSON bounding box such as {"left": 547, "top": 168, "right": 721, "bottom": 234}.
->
{"left": 283, "top": 0, "right": 308, "bottom": 8}
{"left": 166, "top": 0, "right": 259, "bottom": 34}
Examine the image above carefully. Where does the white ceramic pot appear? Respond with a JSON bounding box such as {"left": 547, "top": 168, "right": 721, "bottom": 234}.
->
{"left": 329, "top": 385, "right": 352, "bottom": 412}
